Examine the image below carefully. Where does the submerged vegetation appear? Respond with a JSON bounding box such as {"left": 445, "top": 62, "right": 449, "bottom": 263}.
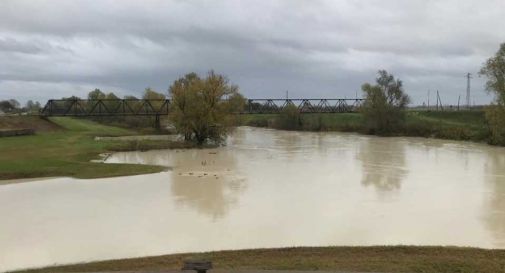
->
{"left": 169, "top": 71, "right": 246, "bottom": 145}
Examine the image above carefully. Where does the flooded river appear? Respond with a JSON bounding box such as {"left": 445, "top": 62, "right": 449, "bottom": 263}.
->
{"left": 2, "top": 127, "right": 505, "bottom": 272}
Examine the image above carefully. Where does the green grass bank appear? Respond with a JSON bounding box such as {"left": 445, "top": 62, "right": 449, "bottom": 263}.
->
{"left": 13, "top": 246, "right": 505, "bottom": 273}
{"left": 0, "top": 117, "right": 190, "bottom": 181}
{"left": 240, "top": 110, "right": 491, "bottom": 144}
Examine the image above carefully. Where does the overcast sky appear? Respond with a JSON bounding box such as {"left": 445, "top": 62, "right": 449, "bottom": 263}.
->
{"left": 1, "top": 0, "right": 504, "bottom": 105}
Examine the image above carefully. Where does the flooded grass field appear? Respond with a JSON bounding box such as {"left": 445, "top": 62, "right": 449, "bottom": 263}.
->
{"left": 2, "top": 127, "right": 505, "bottom": 272}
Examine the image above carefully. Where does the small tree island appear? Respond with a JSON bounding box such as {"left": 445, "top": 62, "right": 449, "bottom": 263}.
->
{"left": 169, "top": 71, "right": 246, "bottom": 145}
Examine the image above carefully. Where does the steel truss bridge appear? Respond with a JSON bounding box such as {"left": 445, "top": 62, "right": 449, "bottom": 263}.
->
{"left": 40, "top": 98, "right": 364, "bottom": 117}
{"left": 40, "top": 99, "right": 170, "bottom": 129}
{"left": 245, "top": 99, "right": 363, "bottom": 114}
{"left": 40, "top": 99, "right": 171, "bottom": 117}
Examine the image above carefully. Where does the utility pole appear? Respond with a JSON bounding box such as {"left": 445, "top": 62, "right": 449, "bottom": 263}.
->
{"left": 436, "top": 90, "right": 443, "bottom": 111}
{"left": 466, "top": 73, "right": 472, "bottom": 109}
{"left": 286, "top": 90, "right": 289, "bottom": 100}
{"left": 427, "top": 90, "right": 430, "bottom": 111}
{"left": 457, "top": 95, "right": 461, "bottom": 111}
{"left": 436, "top": 90, "right": 439, "bottom": 111}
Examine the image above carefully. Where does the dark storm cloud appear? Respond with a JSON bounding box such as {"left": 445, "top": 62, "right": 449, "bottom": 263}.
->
{"left": 0, "top": 0, "right": 504, "bottom": 104}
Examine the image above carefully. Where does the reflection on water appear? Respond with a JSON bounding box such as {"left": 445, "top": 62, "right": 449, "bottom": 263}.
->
{"left": 357, "top": 137, "right": 407, "bottom": 193}
{"left": 171, "top": 174, "right": 245, "bottom": 219}
{"left": 106, "top": 149, "right": 246, "bottom": 219}
{"left": 3, "top": 127, "right": 505, "bottom": 272}
{"left": 484, "top": 152, "right": 505, "bottom": 248}
{"left": 169, "top": 150, "right": 246, "bottom": 219}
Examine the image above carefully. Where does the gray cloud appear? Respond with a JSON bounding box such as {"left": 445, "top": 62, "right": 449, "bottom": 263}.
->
{"left": 0, "top": 0, "right": 504, "bottom": 105}
{"left": 0, "top": 38, "right": 42, "bottom": 54}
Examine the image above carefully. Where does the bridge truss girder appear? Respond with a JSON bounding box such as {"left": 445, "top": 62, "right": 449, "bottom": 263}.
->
{"left": 40, "top": 98, "right": 364, "bottom": 117}
{"left": 245, "top": 99, "right": 363, "bottom": 114}
{"left": 40, "top": 99, "right": 171, "bottom": 116}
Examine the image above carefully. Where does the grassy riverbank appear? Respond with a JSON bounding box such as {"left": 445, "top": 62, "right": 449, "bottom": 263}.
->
{"left": 240, "top": 110, "right": 491, "bottom": 144}
{"left": 14, "top": 246, "right": 505, "bottom": 273}
{"left": 0, "top": 117, "right": 189, "bottom": 180}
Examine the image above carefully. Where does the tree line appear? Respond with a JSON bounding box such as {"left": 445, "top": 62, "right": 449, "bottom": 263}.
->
{"left": 0, "top": 99, "right": 41, "bottom": 114}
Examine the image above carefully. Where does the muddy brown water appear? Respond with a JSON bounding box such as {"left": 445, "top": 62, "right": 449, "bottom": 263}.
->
{"left": 2, "top": 127, "right": 505, "bottom": 272}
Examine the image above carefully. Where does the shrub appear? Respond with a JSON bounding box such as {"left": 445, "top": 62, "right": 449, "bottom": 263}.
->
{"left": 274, "top": 104, "right": 301, "bottom": 130}
{"left": 361, "top": 70, "right": 410, "bottom": 135}
{"left": 485, "top": 105, "right": 505, "bottom": 145}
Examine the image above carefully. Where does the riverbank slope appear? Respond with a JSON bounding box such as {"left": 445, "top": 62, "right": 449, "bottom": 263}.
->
{"left": 240, "top": 110, "right": 491, "bottom": 144}
{"left": 13, "top": 246, "right": 505, "bottom": 273}
{"left": 0, "top": 117, "right": 188, "bottom": 180}
{"left": 0, "top": 115, "right": 61, "bottom": 132}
